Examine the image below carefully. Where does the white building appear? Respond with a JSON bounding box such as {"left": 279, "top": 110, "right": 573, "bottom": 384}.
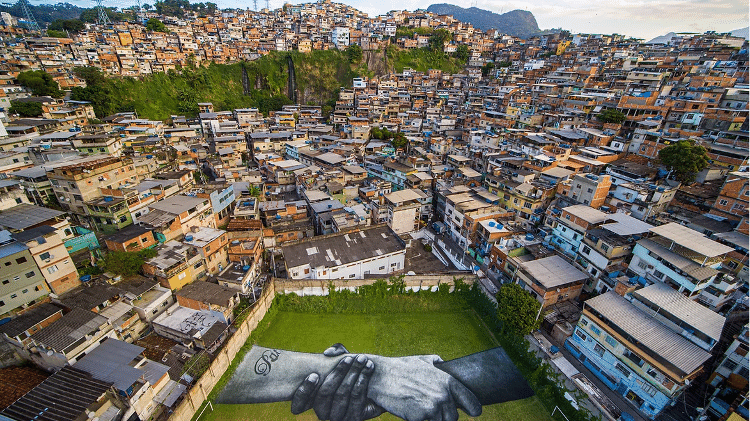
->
{"left": 332, "top": 27, "right": 350, "bottom": 49}
{"left": 282, "top": 225, "right": 406, "bottom": 280}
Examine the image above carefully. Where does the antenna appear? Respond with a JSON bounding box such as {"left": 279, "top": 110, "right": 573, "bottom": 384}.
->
{"left": 96, "top": 0, "right": 110, "bottom": 25}
{"left": 18, "top": 0, "right": 41, "bottom": 35}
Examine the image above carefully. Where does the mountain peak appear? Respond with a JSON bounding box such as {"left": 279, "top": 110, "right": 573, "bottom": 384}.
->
{"left": 426, "top": 4, "right": 540, "bottom": 39}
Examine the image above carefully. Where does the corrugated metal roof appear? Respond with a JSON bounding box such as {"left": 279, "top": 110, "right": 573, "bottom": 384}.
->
{"left": 30, "top": 308, "right": 107, "bottom": 353}
{"left": 0, "top": 204, "right": 65, "bottom": 230}
{"left": 73, "top": 339, "right": 144, "bottom": 392}
{"left": 0, "top": 366, "right": 112, "bottom": 421}
{"left": 586, "top": 292, "right": 711, "bottom": 376}
{"left": 633, "top": 283, "right": 725, "bottom": 342}
{"left": 521, "top": 255, "right": 589, "bottom": 288}
{"left": 649, "top": 223, "right": 734, "bottom": 258}
{"left": 637, "top": 239, "right": 719, "bottom": 282}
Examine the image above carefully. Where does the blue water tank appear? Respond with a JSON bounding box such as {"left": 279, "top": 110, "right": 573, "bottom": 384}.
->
{"left": 185, "top": 234, "right": 194, "bottom": 241}
{"left": 488, "top": 221, "right": 495, "bottom": 227}
{"left": 81, "top": 275, "right": 92, "bottom": 282}
{"left": 242, "top": 265, "right": 251, "bottom": 272}
{"left": 525, "top": 233, "right": 535, "bottom": 241}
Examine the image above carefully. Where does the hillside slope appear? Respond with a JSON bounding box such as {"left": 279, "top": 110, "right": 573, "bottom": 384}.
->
{"left": 426, "top": 4, "right": 540, "bottom": 38}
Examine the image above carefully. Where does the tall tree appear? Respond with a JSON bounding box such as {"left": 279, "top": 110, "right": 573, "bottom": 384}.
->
{"left": 597, "top": 108, "right": 626, "bottom": 124}
{"left": 16, "top": 70, "right": 63, "bottom": 98}
{"left": 658, "top": 139, "right": 709, "bottom": 184}
{"left": 9, "top": 101, "right": 43, "bottom": 117}
{"left": 496, "top": 283, "right": 542, "bottom": 336}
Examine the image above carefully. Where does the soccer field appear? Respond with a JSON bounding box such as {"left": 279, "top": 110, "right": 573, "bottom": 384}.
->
{"left": 202, "top": 310, "right": 553, "bottom": 421}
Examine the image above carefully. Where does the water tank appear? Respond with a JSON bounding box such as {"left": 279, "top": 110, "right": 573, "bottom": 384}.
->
{"left": 231, "top": 240, "right": 240, "bottom": 246}
{"left": 488, "top": 221, "right": 495, "bottom": 227}
{"left": 328, "top": 204, "right": 332, "bottom": 208}
{"left": 81, "top": 275, "right": 92, "bottom": 282}
{"left": 242, "top": 265, "right": 251, "bottom": 272}
{"left": 276, "top": 214, "right": 281, "bottom": 219}
{"left": 525, "top": 233, "right": 534, "bottom": 241}
{"left": 185, "top": 234, "right": 194, "bottom": 242}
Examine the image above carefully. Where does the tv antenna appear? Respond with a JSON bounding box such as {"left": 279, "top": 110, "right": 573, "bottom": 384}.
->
{"left": 96, "top": 0, "right": 110, "bottom": 25}
{"left": 18, "top": 0, "right": 41, "bottom": 35}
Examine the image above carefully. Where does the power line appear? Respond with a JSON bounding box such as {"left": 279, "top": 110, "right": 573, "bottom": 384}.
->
{"left": 96, "top": 0, "right": 110, "bottom": 25}
{"left": 18, "top": 0, "right": 41, "bottom": 35}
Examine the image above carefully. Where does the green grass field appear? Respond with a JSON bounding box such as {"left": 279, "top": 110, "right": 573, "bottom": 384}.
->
{"left": 202, "top": 310, "right": 553, "bottom": 421}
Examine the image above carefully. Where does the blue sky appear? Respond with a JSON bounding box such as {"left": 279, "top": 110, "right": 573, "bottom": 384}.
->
{"left": 35, "top": 0, "right": 748, "bottom": 40}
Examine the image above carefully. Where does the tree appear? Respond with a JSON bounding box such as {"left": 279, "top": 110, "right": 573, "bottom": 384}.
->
{"left": 453, "top": 44, "right": 469, "bottom": 62}
{"left": 481, "top": 62, "right": 495, "bottom": 77}
{"left": 146, "top": 18, "right": 168, "bottom": 32}
{"left": 8, "top": 101, "right": 43, "bottom": 117}
{"left": 496, "top": 283, "right": 542, "bottom": 336}
{"left": 99, "top": 249, "right": 157, "bottom": 277}
{"left": 70, "top": 67, "right": 115, "bottom": 118}
{"left": 16, "top": 70, "right": 64, "bottom": 98}
{"left": 597, "top": 108, "right": 626, "bottom": 124}
{"left": 143, "top": 3, "right": 152, "bottom": 10}
{"left": 428, "top": 29, "right": 451, "bottom": 53}
{"left": 46, "top": 30, "right": 67, "bottom": 38}
{"left": 346, "top": 43, "right": 362, "bottom": 63}
{"left": 658, "top": 139, "right": 709, "bottom": 184}
{"left": 48, "top": 18, "right": 85, "bottom": 33}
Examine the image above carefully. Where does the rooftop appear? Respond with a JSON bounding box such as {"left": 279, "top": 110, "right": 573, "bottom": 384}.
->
{"left": 30, "top": 308, "right": 108, "bottom": 353}
{"left": 649, "top": 223, "right": 734, "bottom": 258}
{"left": 632, "top": 282, "right": 725, "bottom": 343}
{"left": 585, "top": 291, "right": 712, "bottom": 377}
{"left": 0, "top": 204, "right": 65, "bottom": 230}
{"left": 175, "top": 281, "right": 236, "bottom": 307}
{"left": 521, "top": 255, "right": 589, "bottom": 288}
{"left": 282, "top": 225, "right": 404, "bottom": 269}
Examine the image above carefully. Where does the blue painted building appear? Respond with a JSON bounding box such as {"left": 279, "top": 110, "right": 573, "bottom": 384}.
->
{"left": 566, "top": 290, "right": 716, "bottom": 419}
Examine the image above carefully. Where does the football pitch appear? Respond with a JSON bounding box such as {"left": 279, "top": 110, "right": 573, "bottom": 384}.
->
{"left": 202, "top": 310, "right": 553, "bottom": 421}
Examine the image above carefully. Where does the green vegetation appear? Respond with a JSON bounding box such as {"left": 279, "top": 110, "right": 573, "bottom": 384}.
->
{"left": 154, "top": 0, "right": 217, "bottom": 17}
{"left": 386, "top": 45, "right": 464, "bottom": 74}
{"left": 46, "top": 30, "right": 67, "bottom": 38}
{"left": 48, "top": 18, "right": 85, "bottom": 33}
{"left": 16, "top": 70, "right": 64, "bottom": 98}
{"left": 658, "top": 139, "right": 709, "bottom": 183}
{"left": 370, "top": 126, "right": 407, "bottom": 150}
{"left": 69, "top": 47, "right": 465, "bottom": 120}
{"left": 9, "top": 101, "right": 42, "bottom": 117}
{"left": 495, "top": 283, "right": 542, "bottom": 336}
{"left": 596, "top": 108, "right": 626, "bottom": 124}
{"left": 182, "top": 352, "right": 212, "bottom": 380}
{"left": 205, "top": 285, "right": 552, "bottom": 420}
{"left": 203, "top": 279, "right": 595, "bottom": 421}
{"left": 79, "top": 7, "right": 131, "bottom": 23}
{"left": 99, "top": 248, "right": 157, "bottom": 277}
{"left": 146, "top": 18, "right": 168, "bottom": 32}
{"left": 395, "top": 26, "right": 435, "bottom": 38}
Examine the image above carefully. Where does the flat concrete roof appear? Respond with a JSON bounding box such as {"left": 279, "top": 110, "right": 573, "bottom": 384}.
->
{"left": 521, "top": 255, "right": 589, "bottom": 288}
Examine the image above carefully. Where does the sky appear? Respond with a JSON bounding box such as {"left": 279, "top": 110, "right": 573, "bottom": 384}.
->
{"left": 35, "top": 0, "right": 748, "bottom": 40}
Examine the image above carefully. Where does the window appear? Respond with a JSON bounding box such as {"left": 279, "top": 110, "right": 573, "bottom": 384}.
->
{"left": 719, "top": 199, "right": 728, "bottom": 206}
{"left": 587, "top": 188, "right": 593, "bottom": 193}
{"left": 10, "top": 294, "right": 17, "bottom": 299}
{"left": 15, "top": 197, "right": 22, "bottom": 204}
{"left": 594, "top": 344, "right": 605, "bottom": 357}
{"left": 653, "top": 269, "right": 665, "bottom": 279}
{"left": 624, "top": 350, "right": 644, "bottom": 367}
{"left": 0, "top": 301, "right": 4, "bottom": 307}
{"left": 601, "top": 244, "right": 609, "bottom": 252}
{"left": 615, "top": 363, "right": 630, "bottom": 377}
{"left": 349, "top": 274, "right": 356, "bottom": 278}
{"left": 637, "top": 261, "right": 649, "bottom": 270}
{"left": 16, "top": 257, "right": 27, "bottom": 264}
{"left": 722, "top": 359, "right": 739, "bottom": 371}
{"left": 22, "top": 289, "right": 28, "bottom": 294}
{"left": 379, "top": 266, "right": 385, "bottom": 270}
{"left": 590, "top": 325, "right": 601, "bottom": 336}
{"left": 25, "top": 271, "right": 34, "bottom": 278}
{"left": 47, "top": 266, "right": 58, "bottom": 274}
{"left": 1, "top": 280, "right": 7, "bottom": 285}
{"left": 40, "top": 252, "right": 51, "bottom": 260}
{"left": 605, "top": 335, "right": 617, "bottom": 347}
{"left": 580, "top": 318, "right": 588, "bottom": 326}
{"left": 575, "top": 329, "right": 587, "bottom": 341}
{"left": 178, "top": 272, "right": 186, "bottom": 280}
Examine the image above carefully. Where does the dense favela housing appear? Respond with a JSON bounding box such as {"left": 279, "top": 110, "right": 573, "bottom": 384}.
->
{"left": 0, "top": 1, "right": 746, "bottom": 421}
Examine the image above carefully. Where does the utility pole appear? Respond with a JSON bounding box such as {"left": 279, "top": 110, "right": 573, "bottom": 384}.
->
{"left": 253, "top": 0, "right": 258, "bottom": 11}
{"left": 96, "top": 0, "right": 110, "bottom": 26}
{"left": 18, "top": 0, "right": 41, "bottom": 35}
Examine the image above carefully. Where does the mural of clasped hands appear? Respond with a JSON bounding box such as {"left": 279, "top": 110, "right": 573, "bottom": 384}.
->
{"left": 217, "top": 343, "right": 534, "bottom": 421}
